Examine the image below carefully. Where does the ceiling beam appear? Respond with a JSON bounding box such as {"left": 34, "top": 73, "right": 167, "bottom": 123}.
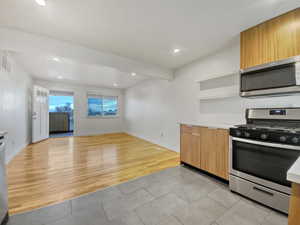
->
{"left": 0, "top": 28, "right": 173, "bottom": 80}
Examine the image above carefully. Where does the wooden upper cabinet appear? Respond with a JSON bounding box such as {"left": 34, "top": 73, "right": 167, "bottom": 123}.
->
{"left": 180, "top": 125, "right": 201, "bottom": 169}
{"left": 240, "top": 8, "right": 300, "bottom": 69}
{"left": 200, "top": 127, "right": 229, "bottom": 180}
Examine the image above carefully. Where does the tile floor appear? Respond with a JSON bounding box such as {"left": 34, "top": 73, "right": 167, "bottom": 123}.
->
{"left": 8, "top": 166, "right": 288, "bottom": 225}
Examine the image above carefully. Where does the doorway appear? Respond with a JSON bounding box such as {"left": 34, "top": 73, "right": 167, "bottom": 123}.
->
{"left": 32, "top": 86, "right": 49, "bottom": 143}
{"left": 49, "top": 91, "right": 74, "bottom": 138}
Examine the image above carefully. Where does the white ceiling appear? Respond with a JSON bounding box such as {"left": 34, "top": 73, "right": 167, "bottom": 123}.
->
{"left": 13, "top": 53, "right": 150, "bottom": 89}
{"left": 0, "top": 0, "right": 299, "bottom": 70}
{"left": 1, "top": 0, "right": 299, "bottom": 89}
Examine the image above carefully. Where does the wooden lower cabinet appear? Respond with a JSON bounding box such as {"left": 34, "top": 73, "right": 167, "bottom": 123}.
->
{"left": 288, "top": 183, "right": 300, "bottom": 225}
{"left": 180, "top": 125, "right": 201, "bottom": 169}
{"left": 200, "top": 127, "right": 229, "bottom": 180}
{"left": 180, "top": 124, "right": 229, "bottom": 180}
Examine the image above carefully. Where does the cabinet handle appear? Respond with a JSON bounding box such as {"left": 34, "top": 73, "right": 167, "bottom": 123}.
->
{"left": 253, "top": 187, "right": 274, "bottom": 196}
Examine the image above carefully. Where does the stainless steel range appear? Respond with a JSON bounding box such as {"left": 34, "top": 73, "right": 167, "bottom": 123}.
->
{"left": 229, "top": 108, "right": 300, "bottom": 214}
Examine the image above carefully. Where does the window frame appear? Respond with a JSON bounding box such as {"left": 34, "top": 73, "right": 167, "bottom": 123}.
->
{"left": 86, "top": 94, "right": 119, "bottom": 118}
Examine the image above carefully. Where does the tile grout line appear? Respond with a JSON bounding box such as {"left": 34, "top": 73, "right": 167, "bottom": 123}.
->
{"left": 172, "top": 214, "right": 185, "bottom": 225}
{"left": 99, "top": 199, "right": 110, "bottom": 223}
{"left": 133, "top": 208, "right": 147, "bottom": 225}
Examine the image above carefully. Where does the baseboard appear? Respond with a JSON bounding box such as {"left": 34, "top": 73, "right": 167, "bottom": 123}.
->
{"left": 50, "top": 131, "right": 73, "bottom": 134}
{"left": 6, "top": 142, "right": 30, "bottom": 164}
{"left": 1, "top": 212, "right": 9, "bottom": 225}
{"left": 125, "top": 132, "right": 178, "bottom": 153}
{"left": 75, "top": 132, "right": 125, "bottom": 137}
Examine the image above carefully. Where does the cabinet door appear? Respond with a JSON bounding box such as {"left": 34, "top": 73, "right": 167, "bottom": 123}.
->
{"left": 200, "top": 127, "right": 229, "bottom": 180}
{"left": 240, "top": 8, "right": 300, "bottom": 69}
{"left": 190, "top": 128, "right": 201, "bottom": 168}
{"left": 180, "top": 130, "right": 192, "bottom": 164}
{"left": 215, "top": 129, "right": 229, "bottom": 180}
{"left": 200, "top": 127, "right": 217, "bottom": 174}
{"left": 180, "top": 125, "right": 201, "bottom": 168}
{"left": 288, "top": 183, "right": 300, "bottom": 225}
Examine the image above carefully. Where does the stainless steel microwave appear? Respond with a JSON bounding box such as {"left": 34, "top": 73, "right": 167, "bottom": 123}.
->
{"left": 240, "top": 56, "right": 300, "bottom": 97}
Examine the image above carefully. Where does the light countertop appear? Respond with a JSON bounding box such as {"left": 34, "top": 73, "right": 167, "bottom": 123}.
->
{"left": 179, "top": 122, "right": 235, "bottom": 129}
{"left": 287, "top": 157, "right": 300, "bottom": 184}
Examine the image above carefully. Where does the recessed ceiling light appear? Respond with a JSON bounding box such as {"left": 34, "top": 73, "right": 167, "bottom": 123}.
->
{"left": 131, "top": 72, "right": 136, "bottom": 76}
{"left": 53, "top": 57, "right": 60, "bottom": 62}
{"left": 35, "top": 0, "right": 46, "bottom": 6}
{"left": 173, "top": 48, "right": 181, "bottom": 54}
{"left": 113, "top": 83, "right": 118, "bottom": 87}
{"left": 57, "top": 76, "right": 63, "bottom": 79}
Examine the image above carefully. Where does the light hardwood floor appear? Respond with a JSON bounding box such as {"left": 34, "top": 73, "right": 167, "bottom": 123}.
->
{"left": 7, "top": 133, "right": 180, "bottom": 214}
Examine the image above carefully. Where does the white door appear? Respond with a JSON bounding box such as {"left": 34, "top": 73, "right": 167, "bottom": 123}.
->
{"left": 32, "top": 86, "right": 49, "bottom": 143}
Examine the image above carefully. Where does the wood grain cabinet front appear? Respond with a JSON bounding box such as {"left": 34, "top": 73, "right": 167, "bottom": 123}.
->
{"left": 200, "top": 127, "right": 229, "bottom": 180}
{"left": 240, "top": 8, "right": 300, "bottom": 69}
{"left": 180, "top": 125, "right": 229, "bottom": 180}
{"left": 288, "top": 183, "right": 300, "bottom": 225}
{"left": 180, "top": 125, "right": 201, "bottom": 169}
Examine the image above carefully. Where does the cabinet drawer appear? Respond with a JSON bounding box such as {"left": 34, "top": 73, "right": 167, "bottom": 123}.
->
{"left": 181, "top": 124, "right": 201, "bottom": 134}
{"left": 181, "top": 124, "right": 192, "bottom": 133}
{"left": 191, "top": 126, "right": 201, "bottom": 135}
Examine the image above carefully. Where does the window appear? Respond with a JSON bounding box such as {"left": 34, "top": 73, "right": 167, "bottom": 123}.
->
{"left": 87, "top": 95, "right": 118, "bottom": 117}
{"left": 103, "top": 96, "right": 118, "bottom": 116}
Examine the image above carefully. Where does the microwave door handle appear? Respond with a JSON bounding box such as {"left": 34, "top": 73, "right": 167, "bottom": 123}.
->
{"left": 232, "top": 137, "right": 300, "bottom": 151}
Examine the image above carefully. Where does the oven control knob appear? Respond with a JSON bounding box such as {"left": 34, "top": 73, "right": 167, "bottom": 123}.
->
{"left": 280, "top": 136, "right": 287, "bottom": 142}
{"left": 244, "top": 132, "right": 250, "bottom": 137}
{"left": 292, "top": 137, "right": 299, "bottom": 144}
{"left": 235, "top": 130, "right": 241, "bottom": 137}
{"left": 261, "top": 134, "right": 268, "bottom": 140}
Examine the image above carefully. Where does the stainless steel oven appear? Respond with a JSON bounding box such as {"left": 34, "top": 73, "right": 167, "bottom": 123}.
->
{"left": 229, "top": 108, "right": 300, "bottom": 213}
{"left": 230, "top": 137, "right": 300, "bottom": 194}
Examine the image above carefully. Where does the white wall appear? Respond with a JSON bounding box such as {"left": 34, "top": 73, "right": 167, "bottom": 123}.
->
{"left": 35, "top": 80, "right": 124, "bottom": 136}
{"left": 124, "top": 39, "right": 300, "bottom": 152}
{"left": 0, "top": 51, "right": 32, "bottom": 163}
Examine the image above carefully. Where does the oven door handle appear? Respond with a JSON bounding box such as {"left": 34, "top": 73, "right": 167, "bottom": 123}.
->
{"left": 232, "top": 137, "right": 300, "bottom": 151}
